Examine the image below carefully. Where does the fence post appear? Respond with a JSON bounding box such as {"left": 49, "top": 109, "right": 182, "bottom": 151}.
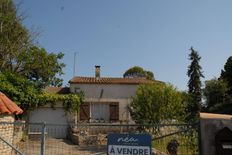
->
{"left": 41, "top": 122, "right": 46, "bottom": 155}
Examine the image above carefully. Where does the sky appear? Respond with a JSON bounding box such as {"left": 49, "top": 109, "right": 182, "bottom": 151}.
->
{"left": 20, "top": 0, "right": 232, "bottom": 91}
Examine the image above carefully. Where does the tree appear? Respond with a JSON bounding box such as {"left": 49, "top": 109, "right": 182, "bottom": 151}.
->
{"left": 220, "top": 56, "right": 232, "bottom": 94}
{"left": 186, "top": 47, "right": 204, "bottom": 122}
{"left": 0, "top": 0, "right": 65, "bottom": 87}
{"left": 203, "top": 79, "right": 232, "bottom": 114}
{"left": 0, "top": 0, "right": 31, "bottom": 71}
{"left": 203, "top": 79, "right": 227, "bottom": 111}
{"left": 0, "top": 0, "right": 81, "bottom": 118}
{"left": 18, "top": 46, "right": 65, "bottom": 87}
{"left": 0, "top": 72, "right": 42, "bottom": 112}
{"left": 129, "top": 83, "right": 185, "bottom": 125}
{"left": 123, "top": 66, "right": 154, "bottom": 80}
{"left": 0, "top": 72, "right": 84, "bottom": 118}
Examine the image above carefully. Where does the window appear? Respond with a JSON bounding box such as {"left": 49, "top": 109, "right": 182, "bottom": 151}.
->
{"left": 79, "top": 102, "right": 119, "bottom": 122}
{"left": 74, "top": 87, "right": 81, "bottom": 93}
{"left": 90, "top": 103, "right": 109, "bottom": 122}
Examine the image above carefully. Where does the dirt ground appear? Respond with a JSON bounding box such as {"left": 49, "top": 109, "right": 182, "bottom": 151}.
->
{"left": 18, "top": 138, "right": 107, "bottom": 155}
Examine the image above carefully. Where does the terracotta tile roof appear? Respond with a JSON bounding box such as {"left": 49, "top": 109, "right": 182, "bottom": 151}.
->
{"left": 44, "top": 87, "right": 70, "bottom": 94}
{"left": 69, "top": 76, "right": 162, "bottom": 84}
{"left": 0, "top": 92, "right": 23, "bottom": 115}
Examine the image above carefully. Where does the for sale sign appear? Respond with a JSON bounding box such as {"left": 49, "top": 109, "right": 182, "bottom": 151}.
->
{"left": 107, "top": 134, "right": 151, "bottom": 155}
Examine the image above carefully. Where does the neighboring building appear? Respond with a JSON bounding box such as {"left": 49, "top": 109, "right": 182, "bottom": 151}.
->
{"left": 0, "top": 92, "right": 23, "bottom": 154}
{"left": 29, "top": 87, "right": 70, "bottom": 126}
{"left": 69, "top": 66, "right": 160, "bottom": 123}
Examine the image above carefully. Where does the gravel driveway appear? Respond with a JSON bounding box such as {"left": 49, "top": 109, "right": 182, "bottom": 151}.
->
{"left": 18, "top": 138, "right": 107, "bottom": 155}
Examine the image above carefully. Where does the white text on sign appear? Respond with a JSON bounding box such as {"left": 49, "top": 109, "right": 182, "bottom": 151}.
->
{"left": 108, "top": 145, "right": 150, "bottom": 155}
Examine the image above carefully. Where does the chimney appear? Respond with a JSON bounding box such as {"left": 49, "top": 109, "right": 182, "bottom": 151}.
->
{"left": 95, "top": 65, "right": 101, "bottom": 78}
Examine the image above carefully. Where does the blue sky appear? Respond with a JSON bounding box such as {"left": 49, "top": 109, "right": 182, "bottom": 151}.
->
{"left": 21, "top": 0, "right": 232, "bottom": 91}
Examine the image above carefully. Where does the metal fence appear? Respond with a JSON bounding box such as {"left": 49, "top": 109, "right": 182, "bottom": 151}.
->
{"left": 0, "top": 122, "right": 200, "bottom": 155}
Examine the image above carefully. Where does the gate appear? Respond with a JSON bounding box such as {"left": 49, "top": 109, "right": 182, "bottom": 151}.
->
{"left": 0, "top": 122, "right": 45, "bottom": 155}
{"left": 0, "top": 122, "right": 200, "bottom": 155}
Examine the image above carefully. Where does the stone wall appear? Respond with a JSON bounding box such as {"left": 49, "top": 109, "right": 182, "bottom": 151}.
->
{"left": 0, "top": 114, "right": 15, "bottom": 155}
{"left": 13, "top": 121, "right": 25, "bottom": 145}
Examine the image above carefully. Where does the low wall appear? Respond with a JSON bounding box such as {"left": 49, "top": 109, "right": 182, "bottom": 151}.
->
{"left": 0, "top": 114, "right": 14, "bottom": 155}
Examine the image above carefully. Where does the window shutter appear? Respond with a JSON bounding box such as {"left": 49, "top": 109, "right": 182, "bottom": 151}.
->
{"left": 110, "top": 103, "right": 119, "bottom": 121}
{"left": 80, "top": 103, "right": 90, "bottom": 121}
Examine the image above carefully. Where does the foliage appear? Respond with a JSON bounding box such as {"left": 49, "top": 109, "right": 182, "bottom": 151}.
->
{"left": 186, "top": 47, "right": 204, "bottom": 122}
{"left": 129, "top": 83, "right": 186, "bottom": 125}
{"left": 181, "top": 92, "right": 196, "bottom": 122}
{"left": 0, "top": 0, "right": 31, "bottom": 72}
{"left": 0, "top": 0, "right": 30, "bottom": 70}
{"left": 0, "top": 0, "right": 65, "bottom": 87}
{"left": 203, "top": 79, "right": 232, "bottom": 114}
{"left": 0, "top": 72, "right": 41, "bottom": 110}
{"left": 0, "top": 0, "right": 81, "bottom": 116}
{"left": 18, "top": 46, "right": 65, "bottom": 87}
{"left": 40, "top": 92, "right": 84, "bottom": 112}
{"left": 123, "top": 66, "right": 154, "bottom": 80}
{"left": 0, "top": 72, "right": 83, "bottom": 116}
{"left": 220, "top": 56, "right": 232, "bottom": 94}
{"left": 203, "top": 79, "right": 227, "bottom": 111}
{"left": 153, "top": 130, "right": 198, "bottom": 155}
{"left": 63, "top": 93, "right": 84, "bottom": 112}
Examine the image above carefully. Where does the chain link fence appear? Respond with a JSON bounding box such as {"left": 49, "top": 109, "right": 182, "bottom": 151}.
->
{"left": 0, "top": 122, "right": 199, "bottom": 155}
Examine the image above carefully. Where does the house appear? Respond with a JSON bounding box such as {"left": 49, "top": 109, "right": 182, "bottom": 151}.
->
{"left": 69, "top": 66, "right": 158, "bottom": 123}
{"left": 29, "top": 66, "right": 161, "bottom": 126}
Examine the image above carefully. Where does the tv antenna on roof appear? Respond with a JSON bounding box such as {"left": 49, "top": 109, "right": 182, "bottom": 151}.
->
{"left": 73, "top": 52, "right": 77, "bottom": 77}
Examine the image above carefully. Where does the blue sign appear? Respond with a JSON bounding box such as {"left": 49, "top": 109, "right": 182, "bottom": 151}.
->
{"left": 107, "top": 134, "right": 151, "bottom": 155}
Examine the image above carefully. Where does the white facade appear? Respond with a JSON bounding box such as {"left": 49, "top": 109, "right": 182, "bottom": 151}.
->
{"left": 70, "top": 84, "right": 138, "bottom": 98}
{"left": 70, "top": 83, "right": 138, "bottom": 123}
{"left": 29, "top": 103, "right": 68, "bottom": 138}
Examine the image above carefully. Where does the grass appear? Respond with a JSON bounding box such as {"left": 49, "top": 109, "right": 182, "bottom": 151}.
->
{"left": 152, "top": 132, "right": 199, "bottom": 155}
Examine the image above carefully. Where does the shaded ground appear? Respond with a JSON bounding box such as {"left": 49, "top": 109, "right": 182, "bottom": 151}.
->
{"left": 18, "top": 138, "right": 107, "bottom": 155}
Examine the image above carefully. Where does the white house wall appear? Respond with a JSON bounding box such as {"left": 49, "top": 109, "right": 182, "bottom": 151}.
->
{"left": 70, "top": 84, "right": 138, "bottom": 123}
{"left": 70, "top": 84, "right": 138, "bottom": 98}
{"left": 29, "top": 107, "right": 68, "bottom": 138}
{"left": 85, "top": 98, "right": 132, "bottom": 122}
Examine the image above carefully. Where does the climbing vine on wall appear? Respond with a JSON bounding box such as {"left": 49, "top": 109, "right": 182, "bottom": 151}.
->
{"left": 41, "top": 93, "right": 84, "bottom": 112}
{"left": 0, "top": 72, "right": 84, "bottom": 113}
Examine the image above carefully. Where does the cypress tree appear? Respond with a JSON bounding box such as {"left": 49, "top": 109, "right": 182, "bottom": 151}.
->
{"left": 186, "top": 47, "right": 204, "bottom": 122}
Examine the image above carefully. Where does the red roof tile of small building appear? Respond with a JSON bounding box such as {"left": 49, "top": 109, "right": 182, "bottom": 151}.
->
{"left": 69, "top": 76, "right": 162, "bottom": 85}
{"left": 0, "top": 92, "right": 23, "bottom": 115}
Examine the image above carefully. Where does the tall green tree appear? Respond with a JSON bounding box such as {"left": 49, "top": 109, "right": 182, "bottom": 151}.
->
{"left": 203, "top": 79, "right": 232, "bottom": 113}
{"left": 0, "top": 0, "right": 83, "bottom": 118}
{"left": 18, "top": 46, "right": 65, "bottom": 87}
{"left": 123, "top": 66, "right": 154, "bottom": 80}
{"left": 0, "top": 0, "right": 30, "bottom": 71}
{"left": 220, "top": 56, "right": 232, "bottom": 94}
{"left": 187, "top": 47, "right": 204, "bottom": 122}
{"left": 129, "top": 83, "right": 186, "bottom": 124}
{"left": 0, "top": 0, "right": 65, "bottom": 87}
